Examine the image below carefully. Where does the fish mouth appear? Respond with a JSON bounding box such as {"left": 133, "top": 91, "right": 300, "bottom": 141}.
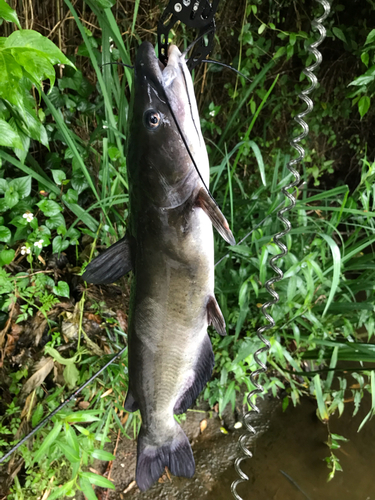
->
{"left": 134, "top": 41, "right": 185, "bottom": 91}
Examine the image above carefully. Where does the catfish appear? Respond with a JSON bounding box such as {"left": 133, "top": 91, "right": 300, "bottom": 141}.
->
{"left": 83, "top": 41, "right": 235, "bottom": 491}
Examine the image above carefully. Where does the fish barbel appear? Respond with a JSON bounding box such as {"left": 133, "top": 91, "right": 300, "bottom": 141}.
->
{"left": 83, "top": 41, "right": 235, "bottom": 491}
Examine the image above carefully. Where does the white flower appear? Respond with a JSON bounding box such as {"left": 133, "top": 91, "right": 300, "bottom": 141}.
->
{"left": 109, "top": 44, "right": 114, "bottom": 53}
{"left": 209, "top": 110, "right": 215, "bottom": 117}
{"left": 103, "top": 124, "right": 109, "bottom": 129}
{"left": 23, "top": 212, "right": 34, "bottom": 223}
{"left": 58, "top": 64, "right": 65, "bottom": 69}
{"left": 34, "top": 239, "right": 44, "bottom": 249}
{"left": 21, "top": 246, "right": 31, "bottom": 255}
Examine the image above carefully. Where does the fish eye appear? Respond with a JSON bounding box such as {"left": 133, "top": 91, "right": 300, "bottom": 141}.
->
{"left": 143, "top": 109, "right": 161, "bottom": 130}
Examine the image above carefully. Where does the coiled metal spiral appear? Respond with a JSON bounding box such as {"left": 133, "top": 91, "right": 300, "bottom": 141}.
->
{"left": 231, "top": 1, "right": 331, "bottom": 498}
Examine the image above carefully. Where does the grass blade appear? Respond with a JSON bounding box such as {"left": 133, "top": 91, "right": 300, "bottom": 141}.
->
{"left": 320, "top": 233, "right": 341, "bottom": 316}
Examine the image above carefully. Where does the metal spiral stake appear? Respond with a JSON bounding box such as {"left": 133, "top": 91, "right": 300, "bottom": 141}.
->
{"left": 231, "top": 1, "right": 331, "bottom": 498}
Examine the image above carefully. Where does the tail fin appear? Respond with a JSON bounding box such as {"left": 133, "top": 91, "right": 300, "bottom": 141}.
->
{"left": 136, "top": 425, "right": 195, "bottom": 491}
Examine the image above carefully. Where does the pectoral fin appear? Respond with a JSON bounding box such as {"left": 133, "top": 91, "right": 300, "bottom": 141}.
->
{"left": 82, "top": 235, "right": 133, "bottom": 285}
{"left": 196, "top": 188, "right": 236, "bottom": 245}
{"left": 207, "top": 296, "right": 226, "bottom": 336}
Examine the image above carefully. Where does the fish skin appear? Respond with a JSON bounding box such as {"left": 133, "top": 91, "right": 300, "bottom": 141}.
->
{"left": 83, "top": 41, "right": 234, "bottom": 491}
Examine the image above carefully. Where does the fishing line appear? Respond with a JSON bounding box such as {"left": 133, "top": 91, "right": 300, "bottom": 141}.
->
{"left": 0, "top": 347, "right": 127, "bottom": 465}
{"left": 199, "top": 59, "right": 253, "bottom": 83}
{"left": 163, "top": 82, "right": 219, "bottom": 208}
{"left": 100, "top": 62, "right": 134, "bottom": 70}
{"left": 230, "top": 1, "right": 331, "bottom": 498}
{"left": 180, "top": 26, "right": 216, "bottom": 60}
{"left": 280, "top": 470, "right": 312, "bottom": 500}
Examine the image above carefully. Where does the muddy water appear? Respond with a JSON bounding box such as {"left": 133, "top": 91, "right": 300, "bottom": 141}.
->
{"left": 107, "top": 392, "right": 375, "bottom": 500}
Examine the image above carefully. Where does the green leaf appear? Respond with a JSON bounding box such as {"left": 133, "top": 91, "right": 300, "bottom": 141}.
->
{"left": 37, "top": 199, "right": 62, "bottom": 217}
{"left": 53, "top": 236, "right": 70, "bottom": 254}
{"left": 71, "top": 173, "right": 89, "bottom": 194}
{"left": 0, "top": 51, "right": 23, "bottom": 105}
{"left": 220, "top": 380, "right": 236, "bottom": 415}
{"left": 66, "top": 227, "right": 80, "bottom": 240}
{"left": 63, "top": 363, "right": 79, "bottom": 389}
{"left": 74, "top": 424, "right": 90, "bottom": 436}
{"left": 9, "top": 175, "right": 31, "bottom": 197}
{"left": 0, "top": 179, "right": 8, "bottom": 194}
{"left": 51, "top": 170, "right": 66, "bottom": 185}
{"left": 0, "top": 118, "right": 23, "bottom": 149}
{"left": 248, "top": 140, "right": 266, "bottom": 186}
{"left": 4, "top": 186, "right": 19, "bottom": 208}
{"left": 320, "top": 233, "right": 341, "bottom": 317}
{"left": 58, "top": 440, "right": 80, "bottom": 462}
{"left": 0, "top": 226, "right": 11, "bottom": 242}
{"left": 64, "top": 411, "right": 101, "bottom": 423}
{"left": 0, "top": 0, "right": 21, "bottom": 29}
{"left": 332, "top": 27, "right": 347, "bottom": 44}
{"left": 358, "top": 95, "right": 371, "bottom": 118}
{"left": 314, "top": 374, "right": 328, "bottom": 421}
{"left": 273, "top": 46, "right": 286, "bottom": 59}
{"left": 34, "top": 422, "right": 63, "bottom": 463}
{"left": 46, "top": 213, "right": 66, "bottom": 231}
{"left": 91, "top": 449, "right": 115, "bottom": 461}
{"left": 286, "top": 44, "right": 294, "bottom": 60}
{"left": 62, "top": 188, "right": 78, "bottom": 204}
{"left": 289, "top": 32, "right": 297, "bottom": 46}
{"left": 4, "top": 30, "right": 74, "bottom": 68}
{"left": 90, "top": 0, "right": 116, "bottom": 7}
{"left": 0, "top": 248, "right": 15, "bottom": 265}
{"left": 365, "top": 29, "right": 375, "bottom": 46}
{"left": 78, "top": 477, "right": 98, "bottom": 500}
{"left": 14, "top": 98, "right": 49, "bottom": 147}
{"left": 65, "top": 425, "right": 80, "bottom": 455}
{"left": 45, "top": 480, "right": 76, "bottom": 500}
{"left": 258, "top": 23, "right": 266, "bottom": 35}
{"left": 349, "top": 71, "right": 375, "bottom": 87}
{"left": 361, "top": 52, "right": 369, "bottom": 68}
{"left": 52, "top": 280, "right": 70, "bottom": 298}
{"left": 45, "top": 346, "right": 78, "bottom": 365}
{"left": 9, "top": 47, "right": 56, "bottom": 90}
{"left": 32, "top": 404, "right": 44, "bottom": 427}
{"left": 80, "top": 471, "right": 115, "bottom": 489}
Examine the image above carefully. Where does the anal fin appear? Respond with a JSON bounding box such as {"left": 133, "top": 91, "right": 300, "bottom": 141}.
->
{"left": 196, "top": 187, "right": 236, "bottom": 245}
{"left": 207, "top": 296, "right": 226, "bottom": 336}
{"left": 173, "top": 335, "right": 214, "bottom": 415}
{"left": 82, "top": 235, "right": 133, "bottom": 285}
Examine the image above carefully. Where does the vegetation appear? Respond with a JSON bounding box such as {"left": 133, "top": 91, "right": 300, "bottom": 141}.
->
{"left": 0, "top": 0, "right": 375, "bottom": 498}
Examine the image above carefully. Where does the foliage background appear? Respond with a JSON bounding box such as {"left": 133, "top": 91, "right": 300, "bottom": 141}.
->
{"left": 0, "top": 0, "right": 375, "bottom": 498}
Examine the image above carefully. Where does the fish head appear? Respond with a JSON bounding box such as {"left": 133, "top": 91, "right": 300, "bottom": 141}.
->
{"left": 127, "top": 41, "right": 209, "bottom": 209}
